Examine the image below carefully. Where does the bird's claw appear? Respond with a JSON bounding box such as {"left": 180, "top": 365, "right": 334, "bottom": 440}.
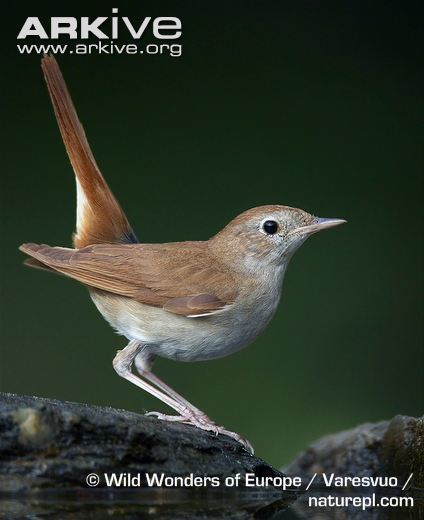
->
{"left": 146, "top": 410, "right": 254, "bottom": 454}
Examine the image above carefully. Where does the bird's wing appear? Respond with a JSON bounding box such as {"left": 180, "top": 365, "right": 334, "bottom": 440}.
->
{"left": 19, "top": 242, "right": 237, "bottom": 317}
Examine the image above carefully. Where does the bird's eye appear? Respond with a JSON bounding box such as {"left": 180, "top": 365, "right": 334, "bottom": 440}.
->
{"left": 262, "top": 220, "right": 279, "bottom": 235}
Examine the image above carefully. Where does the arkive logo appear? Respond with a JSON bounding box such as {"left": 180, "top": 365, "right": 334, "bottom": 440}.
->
{"left": 17, "top": 9, "right": 182, "bottom": 40}
{"left": 16, "top": 8, "right": 182, "bottom": 57}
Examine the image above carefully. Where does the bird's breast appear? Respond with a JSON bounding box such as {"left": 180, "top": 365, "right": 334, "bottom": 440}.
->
{"left": 89, "top": 273, "right": 284, "bottom": 362}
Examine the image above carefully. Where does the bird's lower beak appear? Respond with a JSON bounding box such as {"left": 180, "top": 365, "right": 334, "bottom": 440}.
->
{"left": 289, "top": 217, "right": 347, "bottom": 237}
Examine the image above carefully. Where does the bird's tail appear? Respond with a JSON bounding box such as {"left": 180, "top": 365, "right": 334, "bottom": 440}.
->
{"left": 41, "top": 55, "right": 137, "bottom": 248}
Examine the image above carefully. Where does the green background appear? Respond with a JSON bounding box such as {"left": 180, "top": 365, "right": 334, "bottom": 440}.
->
{"left": 1, "top": 1, "right": 422, "bottom": 467}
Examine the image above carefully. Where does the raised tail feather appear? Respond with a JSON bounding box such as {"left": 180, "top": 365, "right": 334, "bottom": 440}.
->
{"left": 41, "top": 55, "right": 137, "bottom": 249}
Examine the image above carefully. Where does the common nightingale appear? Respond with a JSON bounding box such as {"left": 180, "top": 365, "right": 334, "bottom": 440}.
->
{"left": 20, "top": 56, "right": 346, "bottom": 453}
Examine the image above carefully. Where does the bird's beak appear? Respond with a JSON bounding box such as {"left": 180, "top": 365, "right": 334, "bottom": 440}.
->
{"left": 288, "top": 217, "right": 347, "bottom": 237}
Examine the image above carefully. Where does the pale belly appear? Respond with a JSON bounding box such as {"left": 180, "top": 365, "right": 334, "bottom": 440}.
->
{"left": 89, "top": 289, "right": 281, "bottom": 362}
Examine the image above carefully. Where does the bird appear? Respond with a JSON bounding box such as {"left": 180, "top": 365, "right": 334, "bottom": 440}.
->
{"left": 20, "top": 55, "right": 346, "bottom": 453}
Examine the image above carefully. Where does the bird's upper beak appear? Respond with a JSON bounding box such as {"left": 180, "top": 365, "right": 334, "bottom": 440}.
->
{"left": 288, "top": 217, "right": 347, "bottom": 237}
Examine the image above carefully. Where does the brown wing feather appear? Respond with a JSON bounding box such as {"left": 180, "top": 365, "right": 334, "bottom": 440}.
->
{"left": 41, "top": 55, "right": 136, "bottom": 248}
{"left": 19, "top": 242, "right": 237, "bottom": 316}
{"left": 163, "top": 294, "right": 228, "bottom": 316}
{"left": 23, "top": 258, "right": 63, "bottom": 275}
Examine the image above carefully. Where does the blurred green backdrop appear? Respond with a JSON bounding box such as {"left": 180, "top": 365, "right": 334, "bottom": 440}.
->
{"left": 1, "top": 1, "right": 422, "bottom": 467}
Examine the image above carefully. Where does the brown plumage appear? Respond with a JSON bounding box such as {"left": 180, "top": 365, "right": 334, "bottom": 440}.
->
{"left": 41, "top": 55, "right": 136, "bottom": 248}
{"left": 21, "top": 56, "right": 241, "bottom": 317}
{"left": 19, "top": 56, "right": 345, "bottom": 453}
{"left": 19, "top": 241, "right": 237, "bottom": 316}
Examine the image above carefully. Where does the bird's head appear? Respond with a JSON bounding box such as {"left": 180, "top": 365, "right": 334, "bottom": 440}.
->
{"left": 211, "top": 205, "right": 346, "bottom": 272}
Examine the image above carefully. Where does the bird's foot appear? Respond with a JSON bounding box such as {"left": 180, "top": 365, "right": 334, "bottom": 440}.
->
{"left": 146, "top": 409, "right": 213, "bottom": 425}
{"left": 145, "top": 411, "right": 189, "bottom": 423}
{"left": 145, "top": 410, "right": 253, "bottom": 454}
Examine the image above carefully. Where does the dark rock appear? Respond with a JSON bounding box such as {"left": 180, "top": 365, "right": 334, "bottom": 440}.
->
{"left": 383, "top": 415, "right": 424, "bottom": 489}
{"left": 2, "top": 394, "right": 422, "bottom": 518}
{"left": 0, "top": 393, "right": 301, "bottom": 517}
{"left": 0, "top": 392, "right": 288, "bottom": 496}
{"left": 284, "top": 415, "right": 424, "bottom": 488}
{"left": 283, "top": 416, "right": 423, "bottom": 519}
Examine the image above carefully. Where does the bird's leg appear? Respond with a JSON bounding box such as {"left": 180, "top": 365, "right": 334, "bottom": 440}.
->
{"left": 115, "top": 341, "right": 253, "bottom": 453}
{"left": 113, "top": 340, "right": 196, "bottom": 420}
{"left": 133, "top": 346, "right": 254, "bottom": 454}
{"left": 134, "top": 352, "right": 211, "bottom": 424}
{"left": 144, "top": 376, "right": 254, "bottom": 453}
